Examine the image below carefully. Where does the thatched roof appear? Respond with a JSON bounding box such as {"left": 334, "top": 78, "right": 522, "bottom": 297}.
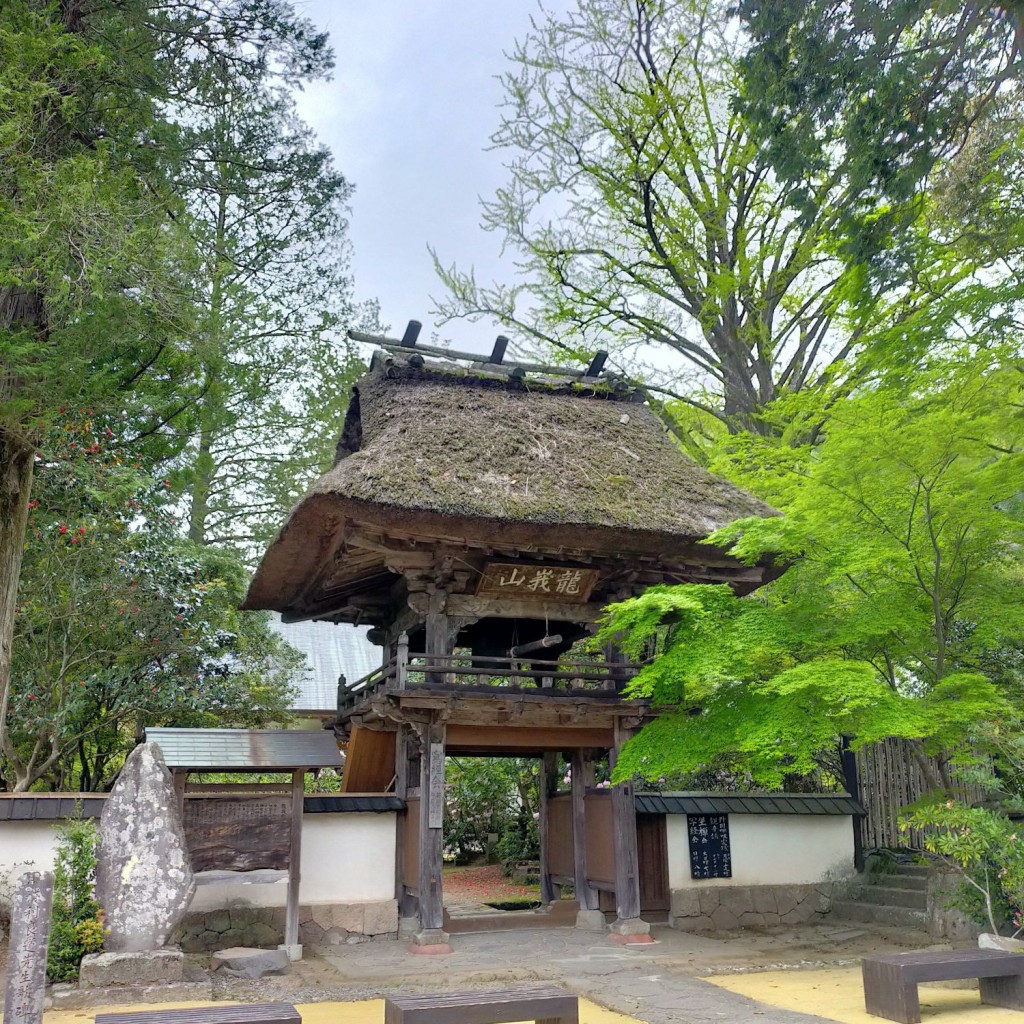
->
{"left": 243, "top": 351, "right": 779, "bottom": 619}
{"left": 320, "top": 361, "right": 772, "bottom": 534}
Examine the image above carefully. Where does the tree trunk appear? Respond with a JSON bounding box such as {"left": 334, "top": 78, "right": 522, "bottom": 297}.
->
{"left": 0, "top": 430, "right": 34, "bottom": 752}
{"left": 187, "top": 421, "right": 214, "bottom": 544}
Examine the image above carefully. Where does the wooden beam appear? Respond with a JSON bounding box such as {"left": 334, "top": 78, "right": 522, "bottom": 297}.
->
{"left": 445, "top": 724, "right": 613, "bottom": 752}
{"left": 571, "top": 751, "right": 599, "bottom": 911}
{"left": 489, "top": 335, "right": 509, "bottom": 364}
{"left": 446, "top": 595, "right": 605, "bottom": 623}
{"left": 400, "top": 320, "right": 422, "bottom": 347}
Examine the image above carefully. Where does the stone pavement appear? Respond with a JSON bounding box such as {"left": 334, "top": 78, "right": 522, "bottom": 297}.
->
{"left": 299, "top": 925, "right": 897, "bottom": 1019}
{"left": 3, "top": 916, "right": 934, "bottom": 1023}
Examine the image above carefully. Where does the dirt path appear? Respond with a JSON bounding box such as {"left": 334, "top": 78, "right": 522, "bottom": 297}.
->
{"left": 443, "top": 864, "right": 540, "bottom": 909}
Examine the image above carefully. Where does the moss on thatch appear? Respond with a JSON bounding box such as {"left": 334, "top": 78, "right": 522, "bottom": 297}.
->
{"left": 312, "top": 360, "right": 775, "bottom": 536}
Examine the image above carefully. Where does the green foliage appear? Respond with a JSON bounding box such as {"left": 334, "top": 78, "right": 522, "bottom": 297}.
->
{"left": 47, "top": 816, "right": 103, "bottom": 983}
{"left": 901, "top": 800, "right": 1024, "bottom": 936}
{"left": 602, "top": 353, "right": 1024, "bottom": 790}
{"left": 433, "top": 0, "right": 1004, "bottom": 443}
{"left": 444, "top": 758, "right": 539, "bottom": 866}
{"left": 736, "top": 0, "right": 1024, "bottom": 267}
{"left": 171, "top": 18, "right": 374, "bottom": 548}
{"left": 3, "top": 415, "right": 299, "bottom": 791}
{"left": 494, "top": 816, "right": 541, "bottom": 872}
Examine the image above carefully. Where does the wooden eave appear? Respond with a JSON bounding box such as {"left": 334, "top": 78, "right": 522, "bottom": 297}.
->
{"left": 245, "top": 494, "right": 781, "bottom": 626}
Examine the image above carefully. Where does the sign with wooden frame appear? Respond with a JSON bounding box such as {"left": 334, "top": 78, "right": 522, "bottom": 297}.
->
{"left": 183, "top": 793, "right": 293, "bottom": 872}
{"left": 475, "top": 562, "right": 598, "bottom": 603}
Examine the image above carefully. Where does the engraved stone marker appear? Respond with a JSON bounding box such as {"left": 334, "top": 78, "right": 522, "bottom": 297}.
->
{"left": 95, "top": 742, "right": 195, "bottom": 952}
{"left": 2, "top": 871, "right": 54, "bottom": 1024}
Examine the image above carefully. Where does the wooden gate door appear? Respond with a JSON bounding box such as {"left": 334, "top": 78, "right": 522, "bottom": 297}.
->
{"left": 636, "top": 813, "right": 670, "bottom": 913}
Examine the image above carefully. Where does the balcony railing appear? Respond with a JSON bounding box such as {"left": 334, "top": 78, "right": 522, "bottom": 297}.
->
{"left": 337, "top": 640, "right": 646, "bottom": 715}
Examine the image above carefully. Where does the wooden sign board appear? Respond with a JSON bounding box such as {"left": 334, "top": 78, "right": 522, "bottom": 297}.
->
{"left": 476, "top": 563, "right": 598, "bottom": 603}
{"left": 184, "top": 795, "right": 292, "bottom": 872}
{"left": 687, "top": 813, "right": 731, "bottom": 879}
{"left": 427, "top": 743, "right": 445, "bottom": 829}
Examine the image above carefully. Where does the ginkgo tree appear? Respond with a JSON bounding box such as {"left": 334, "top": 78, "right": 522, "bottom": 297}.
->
{"left": 601, "top": 352, "right": 1024, "bottom": 791}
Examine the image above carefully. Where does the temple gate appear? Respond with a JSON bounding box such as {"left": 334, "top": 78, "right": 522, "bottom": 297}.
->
{"left": 244, "top": 321, "right": 780, "bottom": 953}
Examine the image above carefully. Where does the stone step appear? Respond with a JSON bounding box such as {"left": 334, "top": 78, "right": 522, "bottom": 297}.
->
{"left": 848, "top": 884, "right": 928, "bottom": 910}
{"left": 891, "top": 863, "right": 931, "bottom": 877}
{"left": 831, "top": 899, "right": 930, "bottom": 929}
{"left": 868, "top": 872, "right": 929, "bottom": 891}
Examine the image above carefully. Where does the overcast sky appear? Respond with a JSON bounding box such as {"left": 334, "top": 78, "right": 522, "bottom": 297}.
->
{"left": 293, "top": 1, "right": 568, "bottom": 358}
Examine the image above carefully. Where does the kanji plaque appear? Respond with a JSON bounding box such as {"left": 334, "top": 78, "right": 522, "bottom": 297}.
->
{"left": 476, "top": 563, "right": 598, "bottom": 602}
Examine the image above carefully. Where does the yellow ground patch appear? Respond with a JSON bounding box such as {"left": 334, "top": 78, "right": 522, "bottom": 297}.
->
{"left": 708, "top": 967, "right": 1022, "bottom": 1023}
{"left": 46, "top": 996, "right": 642, "bottom": 1024}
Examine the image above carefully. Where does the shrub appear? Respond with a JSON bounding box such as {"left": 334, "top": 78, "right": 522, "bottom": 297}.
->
{"left": 901, "top": 800, "right": 1024, "bottom": 937}
{"left": 47, "top": 816, "right": 105, "bottom": 982}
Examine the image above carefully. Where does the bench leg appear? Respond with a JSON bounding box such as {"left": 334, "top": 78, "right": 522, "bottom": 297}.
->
{"left": 981, "top": 973, "right": 1024, "bottom": 1010}
{"left": 862, "top": 961, "right": 921, "bottom": 1024}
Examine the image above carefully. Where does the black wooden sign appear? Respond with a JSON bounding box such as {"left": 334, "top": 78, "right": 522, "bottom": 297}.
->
{"left": 687, "top": 813, "right": 731, "bottom": 879}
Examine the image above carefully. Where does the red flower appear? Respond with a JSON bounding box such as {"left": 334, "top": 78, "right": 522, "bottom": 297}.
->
{"left": 78, "top": 526, "right": 86, "bottom": 535}
{"left": 58, "top": 524, "right": 68, "bottom": 535}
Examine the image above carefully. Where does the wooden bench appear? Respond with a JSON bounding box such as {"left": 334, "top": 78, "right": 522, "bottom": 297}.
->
{"left": 862, "top": 949, "right": 1024, "bottom": 1023}
{"left": 96, "top": 1004, "right": 300, "bottom": 1024}
{"left": 384, "top": 985, "right": 578, "bottom": 1024}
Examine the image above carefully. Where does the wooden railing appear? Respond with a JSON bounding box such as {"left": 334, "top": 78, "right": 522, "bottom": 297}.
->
{"left": 337, "top": 637, "right": 646, "bottom": 714}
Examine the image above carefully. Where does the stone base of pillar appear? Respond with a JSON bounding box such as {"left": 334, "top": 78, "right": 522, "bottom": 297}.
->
{"left": 408, "top": 928, "right": 453, "bottom": 955}
{"left": 608, "top": 917, "right": 654, "bottom": 944}
{"left": 575, "top": 908, "right": 607, "bottom": 931}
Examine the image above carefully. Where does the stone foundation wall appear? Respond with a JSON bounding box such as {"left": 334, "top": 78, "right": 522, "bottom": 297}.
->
{"left": 172, "top": 899, "right": 398, "bottom": 952}
{"left": 670, "top": 883, "right": 834, "bottom": 932}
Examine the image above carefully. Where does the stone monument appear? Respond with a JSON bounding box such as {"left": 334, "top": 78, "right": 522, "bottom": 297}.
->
{"left": 95, "top": 742, "right": 195, "bottom": 952}
{"left": 2, "top": 871, "right": 54, "bottom": 1024}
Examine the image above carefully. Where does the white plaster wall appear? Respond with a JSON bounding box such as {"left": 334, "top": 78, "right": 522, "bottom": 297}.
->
{"left": 0, "top": 813, "right": 396, "bottom": 912}
{"left": 0, "top": 820, "right": 58, "bottom": 880}
{"left": 666, "top": 814, "right": 856, "bottom": 889}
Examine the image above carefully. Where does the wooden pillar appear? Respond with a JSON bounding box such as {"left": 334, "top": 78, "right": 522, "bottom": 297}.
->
{"left": 394, "top": 726, "right": 417, "bottom": 920}
{"left": 608, "top": 719, "right": 652, "bottom": 942}
{"left": 571, "top": 749, "right": 600, "bottom": 924}
{"left": 172, "top": 770, "right": 186, "bottom": 816}
{"left": 425, "top": 587, "right": 449, "bottom": 685}
{"left": 283, "top": 768, "right": 305, "bottom": 957}
{"left": 411, "top": 716, "right": 452, "bottom": 953}
{"left": 538, "top": 752, "right": 558, "bottom": 904}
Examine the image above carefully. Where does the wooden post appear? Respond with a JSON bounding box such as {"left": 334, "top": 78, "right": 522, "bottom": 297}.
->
{"left": 571, "top": 749, "right": 600, "bottom": 922}
{"left": 396, "top": 632, "right": 409, "bottom": 690}
{"left": 425, "top": 590, "right": 449, "bottom": 685}
{"left": 411, "top": 717, "right": 451, "bottom": 953}
{"left": 539, "top": 752, "right": 558, "bottom": 904}
{"left": 608, "top": 719, "right": 652, "bottom": 942}
{"left": 172, "top": 769, "right": 186, "bottom": 816}
{"left": 394, "top": 726, "right": 413, "bottom": 919}
{"left": 282, "top": 768, "right": 305, "bottom": 958}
